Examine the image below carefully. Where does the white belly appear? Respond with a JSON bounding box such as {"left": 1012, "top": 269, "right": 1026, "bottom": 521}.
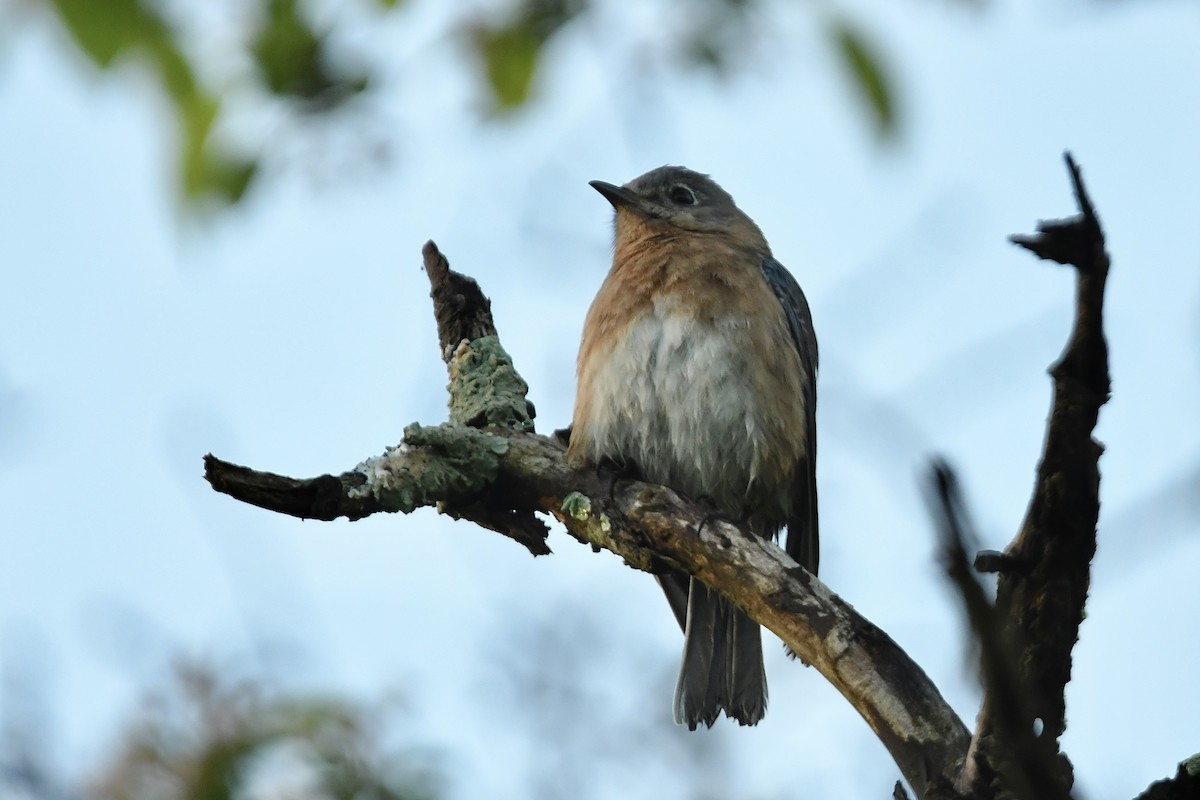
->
{"left": 580, "top": 312, "right": 780, "bottom": 515}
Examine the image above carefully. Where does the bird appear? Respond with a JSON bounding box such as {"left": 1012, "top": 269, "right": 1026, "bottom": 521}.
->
{"left": 568, "top": 165, "right": 819, "bottom": 729}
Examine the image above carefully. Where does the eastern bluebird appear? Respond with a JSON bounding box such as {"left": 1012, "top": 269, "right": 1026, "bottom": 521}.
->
{"left": 568, "top": 166, "right": 819, "bottom": 729}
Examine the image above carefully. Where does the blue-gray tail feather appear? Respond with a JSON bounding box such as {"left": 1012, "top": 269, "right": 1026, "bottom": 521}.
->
{"left": 673, "top": 578, "right": 766, "bottom": 728}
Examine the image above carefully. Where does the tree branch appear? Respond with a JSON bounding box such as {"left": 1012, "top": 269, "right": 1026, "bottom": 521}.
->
{"left": 206, "top": 425, "right": 971, "bottom": 797}
{"left": 1134, "top": 755, "right": 1200, "bottom": 800}
{"left": 962, "top": 152, "right": 1111, "bottom": 797}
{"left": 927, "top": 461, "right": 1067, "bottom": 800}
{"left": 205, "top": 240, "right": 971, "bottom": 798}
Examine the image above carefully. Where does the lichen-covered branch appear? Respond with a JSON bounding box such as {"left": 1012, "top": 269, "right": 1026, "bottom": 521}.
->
{"left": 205, "top": 239, "right": 972, "bottom": 799}
{"left": 206, "top": 421, "right": 971, "bottom": 798}
{"left": 204, "top": 423, "right": 551, "bottom": 555}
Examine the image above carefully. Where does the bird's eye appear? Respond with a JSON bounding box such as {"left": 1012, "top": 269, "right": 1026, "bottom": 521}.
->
{"left": 668, "top": 185, "right": 696, "bottom": 205}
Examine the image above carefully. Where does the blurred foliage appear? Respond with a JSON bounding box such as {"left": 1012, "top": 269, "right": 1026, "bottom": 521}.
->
{"left": 829, "top": 15, "right": 896, "bottom": 138}
{"left": 0, "top": 605, "right": 748, "bottom": 800}
{"left": 32, "top": 0, "right": 904, "bottom": 208}
{"left": 86, "top": 661, "right": 440, "bottom": 800}
{"left": 47, "top": 0, "right": 257, "bottom": 204}
{"left": 40, "top": 0, "right": 373, "bottom": 206}
{"left": 677, "top": 0, "right": 754, "bottom": 70}
{"left": 470, "top": 0, "right": 587, "bottom": 110}
{"left": 251, "top": 0, "right": 370, "bottom": 108}
{"left": 0, "top": 658, "right": 439, "bottom": 800}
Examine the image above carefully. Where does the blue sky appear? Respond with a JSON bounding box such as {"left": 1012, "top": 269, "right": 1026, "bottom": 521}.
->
{"left": 2, "top": 1, "right": 1199, "bottom": 797}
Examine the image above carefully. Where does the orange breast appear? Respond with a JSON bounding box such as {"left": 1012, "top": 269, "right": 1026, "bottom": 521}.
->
{"left": 569, "top": 232, "right": 809, "bottom": 534}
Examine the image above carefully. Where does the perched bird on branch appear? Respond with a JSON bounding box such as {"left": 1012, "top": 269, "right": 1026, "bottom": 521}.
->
{"left": 568, "top": 166, "right": 819, "bottom": 728}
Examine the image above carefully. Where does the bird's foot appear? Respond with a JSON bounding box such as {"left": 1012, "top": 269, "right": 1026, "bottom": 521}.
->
{"left": 692, "top": 496, "right": 745, "bottom": 539}
{"left": 595, "top": 456, "right": 641, "bottom": 504}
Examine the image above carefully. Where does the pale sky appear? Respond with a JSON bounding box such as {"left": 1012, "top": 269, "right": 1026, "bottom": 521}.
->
{"left": 2, "top": 1, "right": 1199, "bottom": 798}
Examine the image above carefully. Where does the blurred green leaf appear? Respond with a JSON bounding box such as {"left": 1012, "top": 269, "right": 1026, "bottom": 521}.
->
{"left": 52, "top": 0, "right": 196, "bottom": 102}
{"left": 830, "top": 17, "right": 897, "bottom": 138}
{"left": 252, "top": 0, "right": 322, "bottom": 97}
{"left": 49, "top": 0, "right": 257, "bottom": 206}
{"left": 471, "top": 0, "right": 586, "bottom": 111}
{"left": 252, "top": 0, "right": 369, "bottom": 108}
{"left": 49, "top": 0, "right": 166, "bottom": 67}
{"left": 43, "top": 0, "right": 906, "bottom": 209}
{"left": 175, "top": 89, "right": 255, "bottom": 204}
{"left": 475, "top": 25, "right": 542, "bottom": 109}
{"left": 187, "top": 150, "right": 258, "bottom": 204}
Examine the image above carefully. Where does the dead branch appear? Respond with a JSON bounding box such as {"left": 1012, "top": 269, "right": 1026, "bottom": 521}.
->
{"left": 961, "top": 153, "right": 1109, "bottom": 797}
{"left": 928, "top": 461, "right": 1067, "bottom": 800}
{"left": 1134, "top": 756, "right": 1200, "bottom": 800}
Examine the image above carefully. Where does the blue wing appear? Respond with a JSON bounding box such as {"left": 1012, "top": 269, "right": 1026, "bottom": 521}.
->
{"left": 760, "top": 256, "right": 819, "bottom": 575}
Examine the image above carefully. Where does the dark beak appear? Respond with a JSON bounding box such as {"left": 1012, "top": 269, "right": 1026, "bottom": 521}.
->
{"left": 589, "top": 180, "right": 639, "bottom": 209}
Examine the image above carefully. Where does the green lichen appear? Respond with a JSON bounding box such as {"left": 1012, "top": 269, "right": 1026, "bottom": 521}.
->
{"left": 562, "top": 491, "right": 592, "bottom": 521}
{"left": 561, "top": 492, "right": 614, "bottom": 550}
{"left": 447, "top": 335, "right": 534, "bottom": 431}
{"left": 355, "top": 424, "right": 509, "bottom": 513}
{"left": 405, "top": 422, "right": 510, "bottom": 457}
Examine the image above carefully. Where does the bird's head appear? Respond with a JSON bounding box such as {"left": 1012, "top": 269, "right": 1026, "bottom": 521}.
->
{"left": 590, "top": 166, "right": 767, "bottom": 248}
